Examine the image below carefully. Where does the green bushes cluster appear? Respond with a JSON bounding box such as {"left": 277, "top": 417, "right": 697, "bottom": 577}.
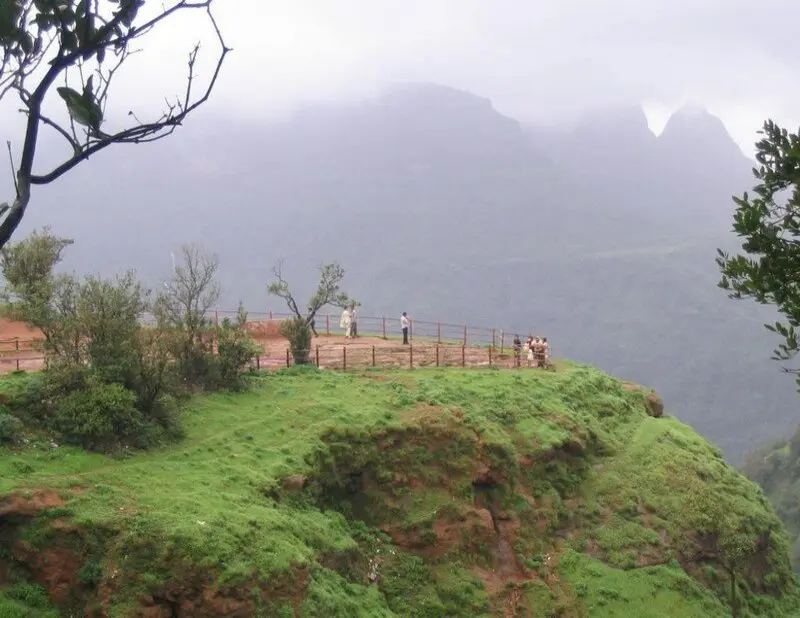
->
{"left": 0, "top": 410, "right": 23, "bottom": 444}
{"left": 0, "top": 233, "right": 260, "bottom": 453}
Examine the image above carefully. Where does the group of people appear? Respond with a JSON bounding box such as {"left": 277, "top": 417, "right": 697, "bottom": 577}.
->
{"left": 513, "top": 334, "right": 550, "bottom": 368}
{"left": 338, "top": 305, "right": 360, "bottom": 339}
{"left": 335, "top": 310, "right": 548, "bottom": 367}
{"left": 339, "top": 308, "right": 412, "bottom": 343}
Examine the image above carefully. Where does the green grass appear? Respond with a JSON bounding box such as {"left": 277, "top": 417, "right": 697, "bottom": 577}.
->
{"left": 550, "top": 550, "right": 730, "bottom": 617}
{"left": 0, "top": 365, "right": 798, "bottom": 616}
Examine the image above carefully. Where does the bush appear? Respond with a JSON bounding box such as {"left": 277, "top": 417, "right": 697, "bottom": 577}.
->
{"left": 78, "top": 559, "right": 103, "bottom": 587}
{"left": 5, "top": 582, "right": 52, "bottom": 609}
{"left": 216, "top": 310, "right": 261, "bottom": 388}
{"left": 281, "top": 317, "right": 313, "bottom": 365}
{"left": 51, "top": 379, "right": 145, "bottom": 451}
{"left": 0, "top": 411, "right": 23, "bottom": 445}
{"left": 27, "top": 362, "right": 185, "bottom": 453}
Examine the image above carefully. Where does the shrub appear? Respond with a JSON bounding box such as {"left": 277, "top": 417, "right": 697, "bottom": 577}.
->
{"left": 51, "top": 379, "right": 145, "bottom": 451}
{"left": 216, "top": 306, "right": 261, "bottom": 388}
{"left": 78, "top": 559, "right": 103, "bottom": 587}
{"left": 23, "top": 361, "right": 91, "bottom": 426}
{"left": 281, "top": 317, "right": 313, "bottom": 365}
{"left": 0, "top": 411, "right": 23, "bottom": 445}
{"left": 6, "top": 582, "right": 52, "bottom": 609}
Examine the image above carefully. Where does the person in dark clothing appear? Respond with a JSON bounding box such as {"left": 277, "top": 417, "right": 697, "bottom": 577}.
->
{"left": 307, "top": 307, "right": 318, "bottom": 337}
{"left": 401, "top": 312, "right": 410, "bottom": 344}
{"left": 512, "top": 334, "right": 522, "bottom": 367}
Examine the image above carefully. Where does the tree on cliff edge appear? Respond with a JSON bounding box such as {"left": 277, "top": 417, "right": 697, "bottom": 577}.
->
{"left": 267, "top": 260, "right": 355, "bottom": 364}
{"left": 0, "top": 0, "right": 229, "bottom": 249}
{"left": 717, "top": 120, "right": 800, "bottom": 381}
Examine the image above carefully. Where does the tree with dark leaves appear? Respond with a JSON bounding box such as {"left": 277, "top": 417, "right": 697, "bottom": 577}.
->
{"left": 267, "top": 260, "right": 354, "bottom": 364}
{"left": 717, "top": 120, "right": 800, "bottom": 380}
{"left": 0, "top": 0, "right": 229, "bottom": 248}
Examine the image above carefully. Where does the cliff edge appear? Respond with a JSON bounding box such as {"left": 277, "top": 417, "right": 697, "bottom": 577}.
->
{"left": 0, "top": 365, "right": 797, "bottom": 617}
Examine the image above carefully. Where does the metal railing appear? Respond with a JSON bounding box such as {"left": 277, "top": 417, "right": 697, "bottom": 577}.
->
{"left": 0, "top": 310, "right": 549, "bottom": 374}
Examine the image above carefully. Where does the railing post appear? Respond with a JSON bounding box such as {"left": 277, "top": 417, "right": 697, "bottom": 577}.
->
{"left": 500, "top": 331, "right": 505, "bottom": 355}
{"left": 343, "top": 345, "right": 347, "bottom": 371}
{"left": 372, "top": 345, "right": 376, "bottom": 367}
{"left": 15, "top": 339, "right": 19, "bottom": 372}
{"left": 435, "top": 344, "right": 439, "bottom": 367}
{"left": 326, "top": 313, "right": 330, "bottom": 336}
{"left": 492, "top": 328, "right": 496, "bottom": 348}
{"left": 489, "top": 345, "right": 492, "bottom": 367}
{"left": 256, "top": 354, "right": 260, "bottom": 371}
{"left": 316, "top": 345, "right": 320, "bottom": 367}
{"left": 382, "top": 316, "right": 386, "bottom": 339}
{"left": 463, "top": 325, "right": 467, "bottom": 346}
{"left": 461, "top": 346, "right": 466, "bottom": 367}
{"left": 437, "top": 322, "right": 441, "bottom": 343}
{"left": 285, "top": 348, "right": 290, "bottom": 367}
{"left": 409, "top": 344, "right": 413, "bottom": 368}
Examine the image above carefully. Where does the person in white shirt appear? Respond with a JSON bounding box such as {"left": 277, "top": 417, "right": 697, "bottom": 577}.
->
{"left": 340, "top": 308, "right": 352, "bottom": 339}
{"left": 350, "top": 305, "right": 358, "bottom": 338}
{"left": 401, "top": 312, "right": 410, "bottom": 344}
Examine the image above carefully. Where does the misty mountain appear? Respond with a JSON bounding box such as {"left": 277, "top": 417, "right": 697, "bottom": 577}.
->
{"left": 18, "top": 83, "right": 793, "bottom": 462}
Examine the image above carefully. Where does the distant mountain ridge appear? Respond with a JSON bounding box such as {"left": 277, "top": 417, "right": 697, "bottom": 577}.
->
{"left": 18, "top": 82, "right": 792, "bottom": 462}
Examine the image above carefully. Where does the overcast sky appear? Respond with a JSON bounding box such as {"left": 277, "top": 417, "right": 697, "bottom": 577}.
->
{"left": 111, "top": 0, "right": 796, "bottom": 154}
{"left": 5, "top": 0, "right": 800, "bottom": 155}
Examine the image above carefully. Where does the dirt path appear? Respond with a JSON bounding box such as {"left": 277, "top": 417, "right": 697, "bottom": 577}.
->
{"left": 0, "top": 319, "right": 533, "bottom": 373}
{"left": 256, "top": 333, "right": 524, "bottom": 370}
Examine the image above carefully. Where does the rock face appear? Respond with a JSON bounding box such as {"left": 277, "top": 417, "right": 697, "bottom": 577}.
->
{"left": 646, "top": 392, "right": 665, "bottom": 418}
{"left": 0, "top": 366, "right": 796, "bottom": 617}
{"left": 623, "top": 382, "right": 665, "bottom": 418}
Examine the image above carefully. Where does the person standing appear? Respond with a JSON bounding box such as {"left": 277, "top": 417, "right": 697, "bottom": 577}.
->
{"left": 340, "top": 307, "right": 352, "bottom": 339}
{"left": 512, "top": 334, "right": 522, "bottom": 368}
{"left": 307, "top": 307, "right": 318, "bottom": 337}
{"left": 350, "top": 304, "right": 358, "bottom": 338}
{"left": 401, "top": 312, "right": 410, "bottom": 345}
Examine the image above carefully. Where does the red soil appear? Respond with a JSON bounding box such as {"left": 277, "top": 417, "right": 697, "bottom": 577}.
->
{"left": 0, "top": 318, "right": 542, "bottom": 374}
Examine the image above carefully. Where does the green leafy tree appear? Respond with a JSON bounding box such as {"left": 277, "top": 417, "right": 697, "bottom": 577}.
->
{"left": 717, "top": 120, "right": 800, "bottom": 379}
{"left": 0, "top": 0, "right": 229, "bottom": 249}
{"left": 0, "top": 226, "right": 74, "bottom": 350}
{"left": 73, "top": 271, "right": 149, "bottom": 381}
{"left": 267, "top": 260, "right": 355, "bottom": 364}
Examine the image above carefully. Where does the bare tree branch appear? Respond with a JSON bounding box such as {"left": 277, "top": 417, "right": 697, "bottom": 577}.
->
{"left": 267, "top": 259, "right": 303, "bottom": 320}
{"left": 267, "top": 260, "right": 354, "bottom": 325}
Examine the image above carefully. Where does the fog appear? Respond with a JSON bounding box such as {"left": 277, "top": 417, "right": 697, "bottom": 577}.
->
{"left": 111, "top": 0, "right": 800, "bottom": 154}
{"left": 2, "top": 0, "right": 800, "bottom": 158}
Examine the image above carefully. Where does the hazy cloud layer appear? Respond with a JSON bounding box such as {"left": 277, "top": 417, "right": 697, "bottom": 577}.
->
{"left": 4, "top": 1, "right": 800, "bottom": 153}
{"left": 181, "top": 0, "right": 798, "bottom": 152}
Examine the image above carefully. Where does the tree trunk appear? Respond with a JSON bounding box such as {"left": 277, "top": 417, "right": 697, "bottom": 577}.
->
{"left": 730, "top": 570, "right": 739, "bottom": 618}
{"left": 0, "top": 176, "right": 31, "bottom": 250}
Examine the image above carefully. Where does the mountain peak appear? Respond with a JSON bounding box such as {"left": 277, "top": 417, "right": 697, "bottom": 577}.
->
{"left": 378, "top": 82, "right": 494, "bottom": 111}
{"left": 660, "top": 106, "right": 741, "bottom": 154}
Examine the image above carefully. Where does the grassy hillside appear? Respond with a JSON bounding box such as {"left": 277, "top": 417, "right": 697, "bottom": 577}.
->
{"left": 0, "top": 365, "right": 798, "bottom": 617}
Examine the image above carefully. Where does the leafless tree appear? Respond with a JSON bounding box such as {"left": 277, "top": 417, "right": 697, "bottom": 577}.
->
{"left": 0, "top": 0, "right": 230, "bottom": 248}
{"left": 155, "top": 243, "right": 219, "bottom": 340}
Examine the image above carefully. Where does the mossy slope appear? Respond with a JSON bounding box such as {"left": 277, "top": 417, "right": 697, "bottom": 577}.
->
{"left": 0, "top": 365, "right": 798, "bottom": 617}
